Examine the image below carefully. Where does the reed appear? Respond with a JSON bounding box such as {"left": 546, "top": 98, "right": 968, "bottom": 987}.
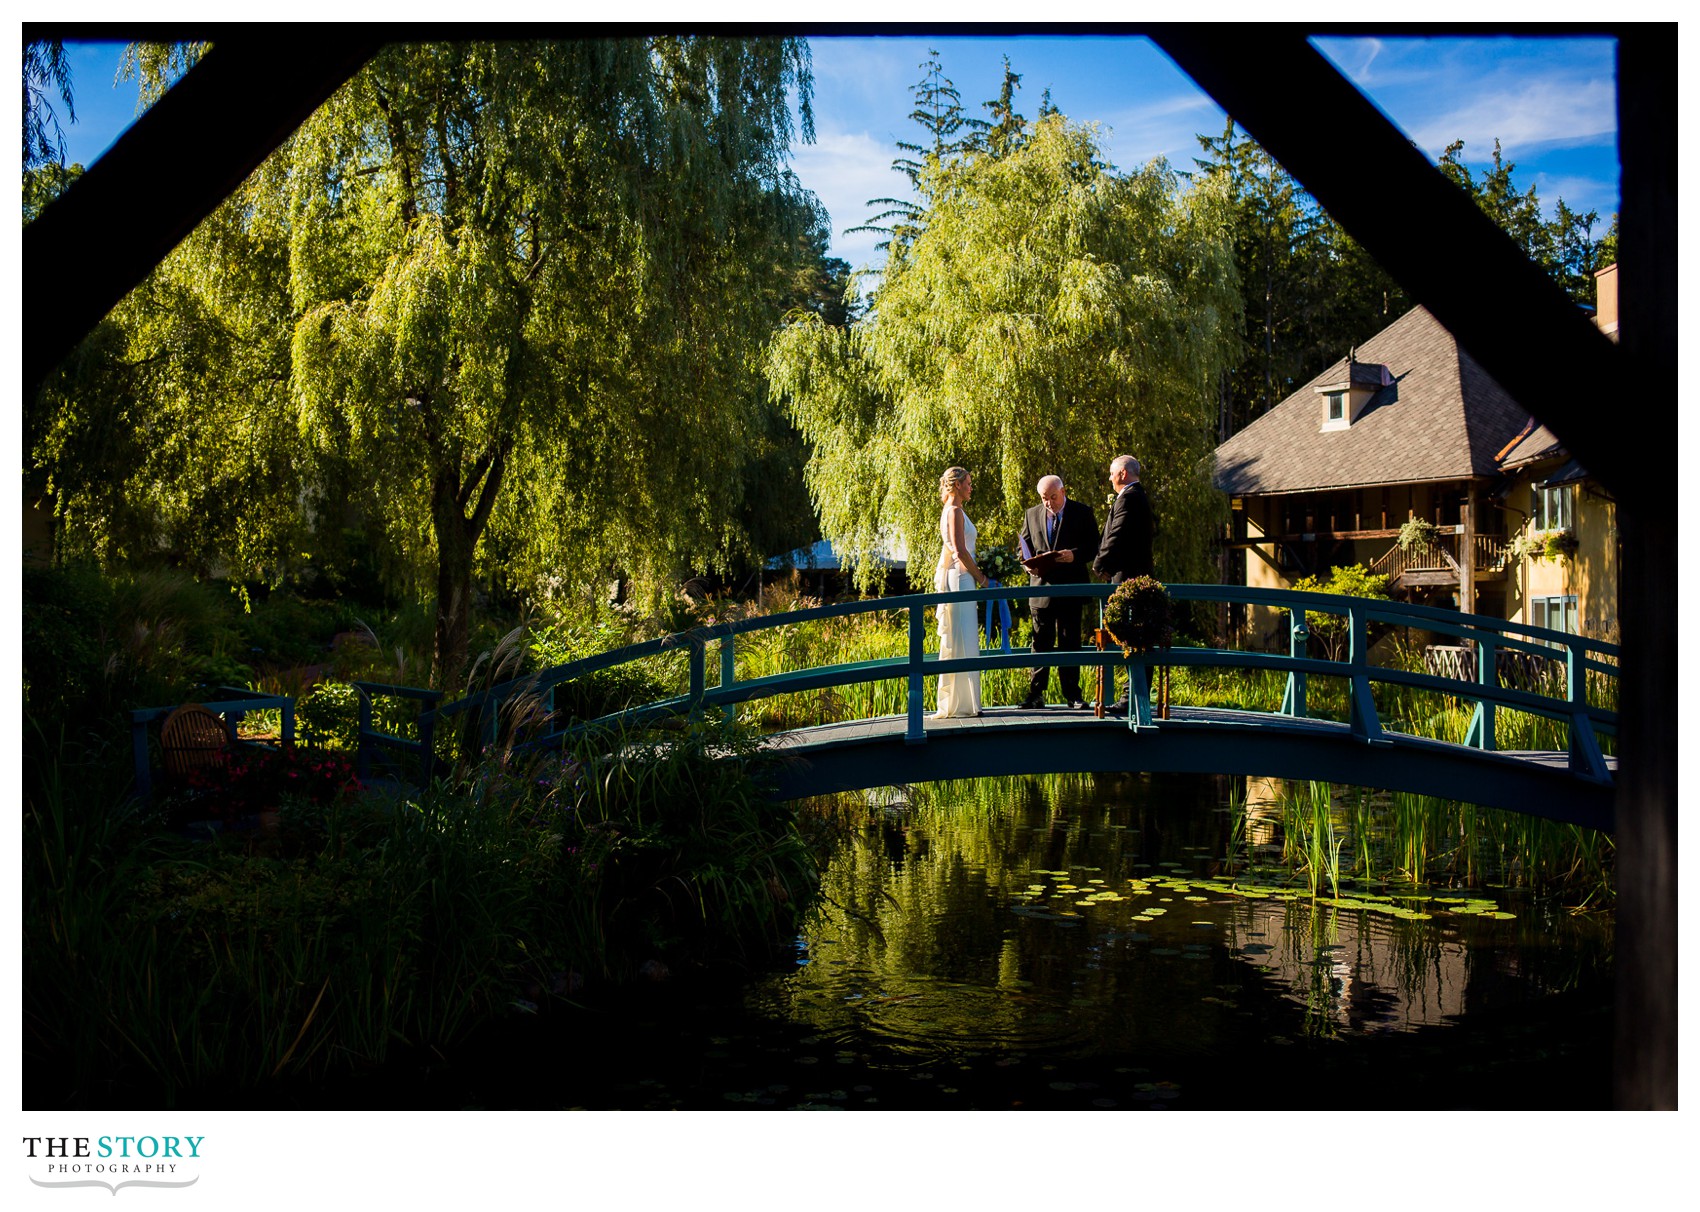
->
{"left": 1223, "top": 780, "right": 1249, "bottom": 875}
{"left": 1255, "top": 776, "right": 1611, "bottom": 904}
{"left": 23, "top": 705, "right": 816, "bottom": 1106}
{"left": 1279, "top": 780, "right": 1342, "bottom": 898}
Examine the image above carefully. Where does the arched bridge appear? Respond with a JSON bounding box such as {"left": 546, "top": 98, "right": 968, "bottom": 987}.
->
{"left": 365, "top": 584, "right": 1619, "bottom": 833}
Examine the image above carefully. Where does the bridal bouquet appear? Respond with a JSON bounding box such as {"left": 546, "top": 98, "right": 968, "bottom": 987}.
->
{"left": 978, "top": 545, "right": 1023, "bottom": 585}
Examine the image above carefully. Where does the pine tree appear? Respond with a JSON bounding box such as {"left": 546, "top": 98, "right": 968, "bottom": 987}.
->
{"left": 1440, "top": 137, "right": 1608, "bottom": 304}
{"left": 962, "top": 56, "right": 1027, "bottom": 159}
{"left": 1191, "top": 119, "right": 1401, "bottom": 438}
{"left": 848, "top": 49, "right": 968, "bottom": 254}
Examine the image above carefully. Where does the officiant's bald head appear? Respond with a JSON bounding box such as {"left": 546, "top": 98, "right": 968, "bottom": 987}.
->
{"left": 1037, "top": 475, "right": 1065, "bottom": 514}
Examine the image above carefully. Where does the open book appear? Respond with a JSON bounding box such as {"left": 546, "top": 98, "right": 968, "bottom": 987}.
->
{"left": 1018, "top": 533, "right": 1065, "bottom": 576}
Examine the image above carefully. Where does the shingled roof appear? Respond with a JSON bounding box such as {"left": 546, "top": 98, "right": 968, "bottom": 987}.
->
{"left": 1496, "top": 421, "right": 1566, "bottom": 470}
{"left": 1213, "top": 305, "right": 1535, "bottom": 496}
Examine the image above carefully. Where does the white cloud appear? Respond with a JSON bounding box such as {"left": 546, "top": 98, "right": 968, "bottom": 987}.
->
{"left": 1409, "top": 78, "right": 1618, "bottom": 158}
{"left": 1099, "top": 91, "right": 1224, "bottom": 170}
{"left": 788, "top": 128, "right": 908, "bottom": 273}
{"left": 1352, "top": 38, "right": 1386, "bottom": 80}
{"left": 1529, "top": 173, "right": 1619, "bottom": 219}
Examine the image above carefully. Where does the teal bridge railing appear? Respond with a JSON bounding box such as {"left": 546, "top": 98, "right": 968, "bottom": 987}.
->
{"left": 359, "top": 583, "right": 1618, "bottom": 831}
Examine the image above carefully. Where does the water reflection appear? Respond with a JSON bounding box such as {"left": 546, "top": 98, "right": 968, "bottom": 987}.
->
{"left": 750, "top": 773, "right": 1613, "bottom": 1069}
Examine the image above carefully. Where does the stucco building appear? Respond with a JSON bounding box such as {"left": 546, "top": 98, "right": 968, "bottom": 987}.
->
{"left": 1213, "top": 270, "right": 1619, "bottom": 650}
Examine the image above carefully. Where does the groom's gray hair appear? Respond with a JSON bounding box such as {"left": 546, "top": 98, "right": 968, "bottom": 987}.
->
{"left": 1111, "top": 454, "right": 1141, "bottom": 480}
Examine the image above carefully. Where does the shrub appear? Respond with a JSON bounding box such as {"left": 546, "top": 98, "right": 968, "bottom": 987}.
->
{"left": 297, "top": 681, "right": 363, "bottom": 748}
{"left": 1103, "top": 576, "right": 1174, "bottom": 654}
{"left": 1288, "top": 563, "right": 1392, "bottom": 661}
{"left": 237, "top": 594, "right": 358, "bottom": 669}
{"left": 22, "top": 564, "right": 250, "bottom": 736}
{"left": 527, "top": 618, "right": 670, "bottom": 723}
{"left": 166, "top": 746, "right": 361, "bottom": 825}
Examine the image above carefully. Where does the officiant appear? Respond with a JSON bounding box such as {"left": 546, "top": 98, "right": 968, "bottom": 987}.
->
{"left": 1019, "top": 475, "right": 1100, "bottom": 709}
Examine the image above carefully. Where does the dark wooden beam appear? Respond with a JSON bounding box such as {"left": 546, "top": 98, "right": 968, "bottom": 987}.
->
{"left": 1149, "top": 29, "right": 1630, "bottom": 506}
{"left": 23, "top": 34, "right": 384, "bottom": 391}
{"left": 1152, "top": 25, "right": 1675, "bottom": 1111}
{"left": 1607, "top": 28, "right": 1677, "bottom": 1113}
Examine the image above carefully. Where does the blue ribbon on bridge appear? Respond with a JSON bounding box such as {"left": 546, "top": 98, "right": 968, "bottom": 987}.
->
{"left": 984, "top": 580, "right": 1014, "bottom": 653}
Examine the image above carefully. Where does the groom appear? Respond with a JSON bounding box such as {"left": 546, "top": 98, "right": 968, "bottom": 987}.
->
{"left": 1020, "top": 475, "right": 1099, "bottom": 709}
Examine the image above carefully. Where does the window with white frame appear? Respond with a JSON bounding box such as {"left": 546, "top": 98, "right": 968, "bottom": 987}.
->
{"left": 1533, "top": 481, "right": 1573, "bottom": 531}
{"left": 1531, "top": 594, "right": 1578, "bottom": 639}
{"left": 1326, "top": 391, "right": 1344, "bottom": 422}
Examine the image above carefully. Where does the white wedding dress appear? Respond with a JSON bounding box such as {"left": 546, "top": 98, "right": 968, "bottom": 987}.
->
{"left": 933, "top": 505, "right": 982, "bottom": 717}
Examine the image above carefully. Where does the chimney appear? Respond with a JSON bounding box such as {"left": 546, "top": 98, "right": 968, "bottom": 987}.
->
{"left": 1594, "top": 262, "right": 1618, "bottom": 339}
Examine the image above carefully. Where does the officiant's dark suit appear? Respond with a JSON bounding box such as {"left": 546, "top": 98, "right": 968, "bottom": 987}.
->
{"left": 1020, "top": 484, "right": 1099, "bottom": 707}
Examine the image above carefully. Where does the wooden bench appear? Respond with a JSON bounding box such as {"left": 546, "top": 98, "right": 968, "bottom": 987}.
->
{"left": 159, "top": 703, "right": 232, "bottom": 780}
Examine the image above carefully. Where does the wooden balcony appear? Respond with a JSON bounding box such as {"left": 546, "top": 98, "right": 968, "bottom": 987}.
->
{"left": 1368, "top": 533, "right": 1509, "bottom": 588}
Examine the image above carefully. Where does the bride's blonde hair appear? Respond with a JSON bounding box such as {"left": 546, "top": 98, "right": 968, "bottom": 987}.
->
{"left": 938, "top": 465, "right": 970, "bottom": 503}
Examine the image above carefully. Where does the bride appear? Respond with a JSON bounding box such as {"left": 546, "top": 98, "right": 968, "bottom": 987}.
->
{"left": 933, "top": 465, "right": 988, "bottom": 718}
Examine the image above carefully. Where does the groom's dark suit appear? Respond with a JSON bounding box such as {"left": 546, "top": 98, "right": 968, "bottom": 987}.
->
{"left": 1093, "top": 481, "right": 1154, "bottom": 584}
{"left": 1020, "top": 496, "right": 1099, "bottom": 705}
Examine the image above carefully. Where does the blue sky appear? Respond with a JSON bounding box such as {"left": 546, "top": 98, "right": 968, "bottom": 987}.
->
{"left": 55, "top": 33, "right": 1621, "bottom": 277}
{"left": 798, "top": 34, "right": 1620, "bottom": 272}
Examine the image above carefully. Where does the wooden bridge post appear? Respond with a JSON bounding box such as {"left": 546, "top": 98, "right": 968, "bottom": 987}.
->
{"left": 906, "top": 606, "right": 927, "bottom": 743}
{"left": 1566, "top": 641, "right": 1610, "bottom": 781}
{"left": 1465, "top": 634, "right": 1498, "bottom": 751}
{"left": 1346, "top": 603, "right": 1385, "bottom": 742}
{"left": 419, "top": 710, "right": 436, "bottom": 786}
{"left": 719, "top": 635, "right": 736, "bottom": 724}
{"left": 1281, "top": 613, "right": 1307, "bottom": 718}
{"left": 1126, "top": 659, "right": 1154, "bottom": 728}
{"left": 687, "top": 634, "right": 707, "bottom": 714}
{"left": 356, "top": 685, "right": 374, "bottom": 780}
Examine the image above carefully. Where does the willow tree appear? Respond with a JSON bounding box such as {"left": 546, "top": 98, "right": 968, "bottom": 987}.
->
{"left": 768, "top": 114, "right": 1240, "bottom": 590}
{"left": 36, "top": 38, "right": 818, "bottom": 681}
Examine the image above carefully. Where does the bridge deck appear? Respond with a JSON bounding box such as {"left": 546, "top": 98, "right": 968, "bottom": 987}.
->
{"left": 761, "top": 705, "right": 1615, "bottom": 830}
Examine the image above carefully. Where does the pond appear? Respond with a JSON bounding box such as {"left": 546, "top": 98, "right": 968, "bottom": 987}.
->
{"left": 364, "top": 772, "right": 1615, "bottom": 1110}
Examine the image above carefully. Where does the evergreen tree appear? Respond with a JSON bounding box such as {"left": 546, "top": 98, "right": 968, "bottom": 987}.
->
{"left": 1191, "top": 119, "right": 1405, "bottom": 439}
{"left": 848, "top": 49, "right": 968, "bottom": 255}
{"left": 1440, "top": 137, "right": 1608, "bottom": 304}
{"left": 963, "top": 56, "right": 1027, "bottom": 159}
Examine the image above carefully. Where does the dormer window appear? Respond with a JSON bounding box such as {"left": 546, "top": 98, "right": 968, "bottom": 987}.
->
{"left": 1317, "top": 357, "right": 1391, "bottom": 432}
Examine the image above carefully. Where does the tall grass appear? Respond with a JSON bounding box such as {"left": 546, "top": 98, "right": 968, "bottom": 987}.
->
{"left": 1280, "top": 780, "right": 1343, "bottom": 897}
{"left": 23, "top": 709, "right": 817, "bottom": 1107}
{"left": 1254, "top": 778, "right": 1612, "bottom": 904}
